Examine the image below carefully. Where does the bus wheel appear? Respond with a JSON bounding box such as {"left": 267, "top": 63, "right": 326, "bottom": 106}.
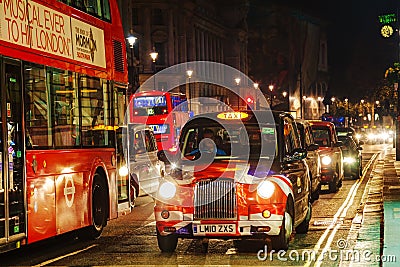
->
{"left": 157, "top": 228, "right": 178, "bottom": 252}
{"left": 88, "top": 174, "right": 108, "bottom": 239}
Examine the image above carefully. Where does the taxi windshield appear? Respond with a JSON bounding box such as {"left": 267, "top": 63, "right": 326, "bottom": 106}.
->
{"left": 180, "top": 123, "right": 277, "bottom": 160}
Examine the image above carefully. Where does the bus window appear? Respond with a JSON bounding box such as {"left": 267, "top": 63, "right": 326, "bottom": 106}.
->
{"left": 102, "top": 0, "right": 111, "bottom": 21}
{"left": 48, "top": 68, "right": 80, "bottom": 148}
{"left": 25, "top": 64, "right": 52, "bottom": 148}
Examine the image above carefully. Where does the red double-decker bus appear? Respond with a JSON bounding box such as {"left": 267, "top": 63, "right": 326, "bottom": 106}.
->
{"left": 129, "top": 91, "right": 190, "bottom": 152}
{"left": 0, "top": 0, "right": 130, "bottom": 252}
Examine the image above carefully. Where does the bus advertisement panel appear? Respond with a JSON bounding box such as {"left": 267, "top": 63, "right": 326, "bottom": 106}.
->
{"left": 0, "top": 0, "right": 129, "bottom": 253}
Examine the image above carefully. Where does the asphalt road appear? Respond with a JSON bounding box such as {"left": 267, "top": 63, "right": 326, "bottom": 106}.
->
{"left": 0, "top": 143, "right": 389, "bottom": 266}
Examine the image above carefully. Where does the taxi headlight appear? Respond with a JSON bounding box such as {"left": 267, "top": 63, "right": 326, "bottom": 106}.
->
{"left": 343, "top": 157, "right": 356, "bottom": 164}
{"left": 158, "top": 182, "right": 176, "bottom": 199}
{"left": 368, "top": 133, "right": 376, "bottom": 140}
{"left": 257, "top": 180, "right": 275, "bottom": 199}
{"left": 381, "top": 133, "right": 389, "bottom": 140}
{"left": 355, "top": 134, "right": 361, "bottom": 140}
{"left": 118, "top": 165, "right": 129, "bottom": 177}
{"left": 321, "top": 155, "right": 332, "bottom": 165}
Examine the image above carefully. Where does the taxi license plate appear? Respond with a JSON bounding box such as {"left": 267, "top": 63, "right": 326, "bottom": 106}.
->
{"left": 321, "top": 184, "right": 329, "bottom": 190}
{"left": 193, "top": 224, "right": 236, "bottom": 235}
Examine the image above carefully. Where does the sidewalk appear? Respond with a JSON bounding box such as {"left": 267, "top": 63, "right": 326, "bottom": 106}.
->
{"left": 382, "top": 149, "right": 400, "bottom": 266}
{"left": 339, "top": 148, "right": 399, "bottom": 267}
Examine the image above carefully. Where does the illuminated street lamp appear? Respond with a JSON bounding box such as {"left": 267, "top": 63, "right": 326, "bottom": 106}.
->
{"left": 235, "top": 78, "right": 241, "bottom": 85}
{"left": 235, "top": 78, "right": 241, "bottom": 110}
{"left": 126, "top": 34, "right": 137, "bottom": 49}
{"left": 268, "top": 84, "right": 274, "bottom": 107}
{"left": 302, "top": 95, "right": 307, "bottom": 119}
{"left": 149, "top": 46, "right": 158, "bottom": 89}
{"left": 149, "top": 47, "right": 158, "bottom": 63}
{"left": 253, "top": 83, "right": 259, "bottom": 110}
{"left": 126, "top": 34, "right": 137, "bottom": 95}
{"left": 186, "top": 70, "right": 193, "bottom": 112}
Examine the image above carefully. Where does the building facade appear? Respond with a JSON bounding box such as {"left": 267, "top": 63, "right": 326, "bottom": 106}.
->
{"left": 118, "top": 0, "right": 329, "bottom": 118}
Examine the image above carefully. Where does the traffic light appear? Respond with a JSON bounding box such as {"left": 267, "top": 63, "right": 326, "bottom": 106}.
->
{"left": 246, "top": 96, "right": 255, "bottom": 110}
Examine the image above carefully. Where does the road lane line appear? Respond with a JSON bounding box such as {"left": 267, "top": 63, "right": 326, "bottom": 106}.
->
{"left": 303, "top": 153, "right": 378, "bottom": 267}
{"left": 32, "top": 244, "right": 98, "bottom": 267}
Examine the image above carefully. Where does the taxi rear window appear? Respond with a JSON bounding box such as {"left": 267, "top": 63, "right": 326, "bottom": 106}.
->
{"left": 311, "top": 127, "right": 331, "bottom": 147}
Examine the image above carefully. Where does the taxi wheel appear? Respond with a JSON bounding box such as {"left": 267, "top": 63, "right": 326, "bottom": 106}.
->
{"left": 271, "top": 203, "right": 293, "bottom": 251}
{"left": 329, "top": 177, "right": 338, "bottom": 193}
{"left": 157, "top": 228, "right": 178, "bottom": 253}
{"left": 311, "top": 184, "right": 320, "bottom": 201}
{"left": 311, "top": 175, "right": 320, "bottom": 202}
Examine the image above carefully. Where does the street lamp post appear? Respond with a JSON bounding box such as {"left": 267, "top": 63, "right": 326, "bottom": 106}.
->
{"left": 186, "top": 70, "right": 193, "bottom": 113}
{"left": 149, "top": 46, "right": 158, "bottom": 90}
{"left": 331, "top": 97, "right": 336, "bottom": 115}
{"left": 318, "top": 96, "right": 322, "bottom": 117}
{"left": 282, "top": 91, "right": 288, "bottom": 111}
{"left": 126, "top": 34, "right": 137, "bottom": 95}
{"left": 269, "top": 84, "right": 274, "bottom": 108}
{"left": 345, "top": 98, "right": 349, "bottom": 127}
{"left": 302, "top": 96, "right": 307, "bottom": 119}
{"left": 235, "top": 78, "right": 241, "bottom": 110}
{"left": 253, "top": 83, "right": 259, "bottom": 110}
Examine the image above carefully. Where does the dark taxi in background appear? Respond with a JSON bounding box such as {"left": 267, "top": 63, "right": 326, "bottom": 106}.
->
{"left": 295, "top": 119, "right": 321, "bottom": 201}
{"left": 309, "top": 121, "right": 344, "bottom": 193}
{"left": 155, "top": 111, "right": 312, "bottom": 252}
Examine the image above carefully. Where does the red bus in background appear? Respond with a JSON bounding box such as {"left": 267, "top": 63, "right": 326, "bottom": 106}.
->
{"left": 0, "top": 0, "right": 129, "bottom": 253}
{"left": 130, "top": 91, "right": 190, "bottom": 152}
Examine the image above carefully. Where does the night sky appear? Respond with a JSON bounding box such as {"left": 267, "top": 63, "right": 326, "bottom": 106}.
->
{"left": 309, "top": 1, "right": 399, "bottom": 100}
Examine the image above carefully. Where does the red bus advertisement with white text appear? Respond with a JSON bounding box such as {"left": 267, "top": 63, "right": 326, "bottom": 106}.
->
{"left": 0, "top": 0, "right": 129, "bottom": 253}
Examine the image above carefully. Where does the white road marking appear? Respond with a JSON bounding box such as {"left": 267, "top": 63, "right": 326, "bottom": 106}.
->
{"left": 304, "top": 153, "right": 378, "bottom": 267}
{"left": 32, "top": 244, "right": 98, "bottom": 267}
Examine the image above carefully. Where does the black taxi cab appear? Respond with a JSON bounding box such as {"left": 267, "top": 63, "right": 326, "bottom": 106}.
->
{"left": 155, "top": 110, "right": 312, "bottom": 252}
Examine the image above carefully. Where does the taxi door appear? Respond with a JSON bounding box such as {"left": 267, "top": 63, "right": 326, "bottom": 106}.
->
{"left": 0, "top": 59, "right": 27, "bottom": 248}
{"left": 280, "top": 116, "right": 309, "bottom": 225}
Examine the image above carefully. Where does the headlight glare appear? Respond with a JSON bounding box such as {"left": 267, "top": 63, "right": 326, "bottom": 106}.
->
{"left": 321, "top": 155, "right": 332, "bottom": 165}
{"left": 257, "top": 180, "right": 275, "bottom": 199}
{"left": 343, "top": 157, "right": 356, "bottom": 164}
{"left": 158, "top": 182, "right": 176, "bottom": 199}
{"left": 118, "top": 165, "right": 129, "bottom": 177}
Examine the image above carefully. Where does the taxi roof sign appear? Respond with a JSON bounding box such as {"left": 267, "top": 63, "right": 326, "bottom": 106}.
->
{"left": 217, "top": 112, "right": 249, "bottom": 120}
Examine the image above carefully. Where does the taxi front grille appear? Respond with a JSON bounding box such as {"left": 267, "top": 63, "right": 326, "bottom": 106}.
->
{"left": 194, "top": 179, "right": 236, "bottom": 219}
